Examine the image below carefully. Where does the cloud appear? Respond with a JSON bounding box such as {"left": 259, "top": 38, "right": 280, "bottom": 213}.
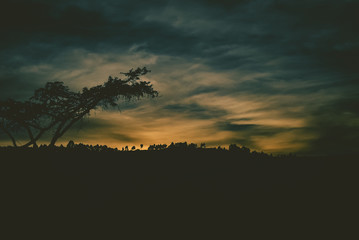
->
{"left": 216, "top": 122, "right": 258, "bottom": 132}
{"left": 108, "top": 133, "right": 139, "bottom": 143}
{"left": 303, "top": 96, "right": 359, "bottom": 155}
{"left": 1, "top": 0, "right": 358, "bottom": 154}
{"left": 163, "top": 103, "right": 228, "bottom": 120}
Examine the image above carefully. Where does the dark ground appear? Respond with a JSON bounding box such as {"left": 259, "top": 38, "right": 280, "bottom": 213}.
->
{"left": 1, "top": 150, "right": 357, "bottom": 238}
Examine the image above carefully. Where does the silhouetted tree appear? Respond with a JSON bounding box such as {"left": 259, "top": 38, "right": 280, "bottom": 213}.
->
{"left": 148, "top": 144, "right": 167, "bottom": 151}
{"left": 229, "top": 144, "right": 251, "bottom": 154}
{"left": 0, "top": 67, "right": 158, "bottom": 147}
{"left": 188, "top": 143, "right": 197, "bottom": 150}
{"left": 0, "top": 104, "right": 18, "bottom": 147}
{"left": 229, "top": 144, "right": 240, "bottom": 151}
{"left": 0, "top": 99, "right": 44, "bottom": 147}
{"left": 67, "top": 140, "right": 75, "bottom": 149}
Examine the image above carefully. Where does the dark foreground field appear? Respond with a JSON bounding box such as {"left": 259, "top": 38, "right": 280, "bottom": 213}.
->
{"left": 1, "top": 149, "right": 357, "bottom": 237}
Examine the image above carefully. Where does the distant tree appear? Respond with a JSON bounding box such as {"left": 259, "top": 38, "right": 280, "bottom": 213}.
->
{"left": 131, "top": 146, "right": 136, "bottom": 151}
{"left": 188, "top": 143, "right": 197, "bottom": 150}
{"left": 229, "top": 144, "right": 251, "bottom": 154}
{"left": 240, "top": 146, "right": 250, "bottom": 154}
{"left": 229, "top": 144, "right": 240, "bottom": 151}
{"left": 167, "top": 142, "right": 200, "bottom": 151}
{"left": 147, "top": 144, "right": 167, "bottom": 151}
{"left": 140, "top": 144, "right": 143, "bottom": 149}
{"left": 67, "top": 140, "right": 75, "bottom": 149}
{"left": 168, "top": 142, "right": 175, "bottom": 149}
{"left": 175, "top": 142, "right": 188, "bottom": 150}
{"left": 0, "top": 67, "right": 158, "bottom": 147}
{"left": 157, "top": 144, "right": 167, "bottom": 150}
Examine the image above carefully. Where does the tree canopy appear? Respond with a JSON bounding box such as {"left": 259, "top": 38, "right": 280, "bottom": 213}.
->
{"left": 0, "top": 67, "right": 158, "bottom": 147}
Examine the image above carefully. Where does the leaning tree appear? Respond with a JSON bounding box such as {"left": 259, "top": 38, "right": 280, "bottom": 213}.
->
{"left": 0, "top": 67, "right": 158, "bottom": 147}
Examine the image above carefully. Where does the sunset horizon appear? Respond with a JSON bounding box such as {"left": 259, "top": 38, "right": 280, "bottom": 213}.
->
{"left": 1, "top": 0, "right": 358, "bottom": 156}
{"left": 1, "top": 0, "right": 358, "bottom": 234}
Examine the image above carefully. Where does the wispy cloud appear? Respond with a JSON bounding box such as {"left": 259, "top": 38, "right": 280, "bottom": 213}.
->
{"left": 1, "top": 0, "right": 358, "bottom": 154}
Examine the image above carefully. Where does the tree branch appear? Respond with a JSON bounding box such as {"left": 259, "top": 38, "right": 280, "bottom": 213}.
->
{"left": 0, "top": 125, "right": 17, "bottom": 147}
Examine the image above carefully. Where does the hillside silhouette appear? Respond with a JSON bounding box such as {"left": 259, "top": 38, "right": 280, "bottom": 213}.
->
{"left": 2, "top": 143, "right": 356, "bottom": 205}
{"left": 1, "top": 140, "right": 357, "bottom": 238}
{"left": 0, "top": 68, "right": 356, "bottom": 235}
{"left": 0, "top": 141, "right": 292, "bottom": 158}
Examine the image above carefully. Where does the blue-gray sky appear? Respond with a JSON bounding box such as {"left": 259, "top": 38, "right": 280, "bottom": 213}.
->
{"left": 1, "top": 0, "right": 358, "bottom": 154}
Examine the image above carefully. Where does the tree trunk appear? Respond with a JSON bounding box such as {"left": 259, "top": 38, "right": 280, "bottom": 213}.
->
{"left": 21, "top": 129, "right": 45, "bottom": 148}
{"left": 49, "top": 120, "right": 67, "bottom": 147}
{"left": 49, "top": 133, "right": 61, "bottom": 147}
{"left": 0, "top": 126, "right": 17, "bottom": 147}
{"left": 49, "top": 116, "right": 84, "bottom": 146}
{"left": 48, "top": 102, "right": 96, "bottom": 146}
{"left": 24, "top": 125, "right": 38, "bottom": 148}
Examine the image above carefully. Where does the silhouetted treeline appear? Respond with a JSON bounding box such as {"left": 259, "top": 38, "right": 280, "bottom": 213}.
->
{"left": 0, "top": 141, "right": 295, "bottom": 159}
{"left": 1, "top": 140, "right": 357, "bottom": 236}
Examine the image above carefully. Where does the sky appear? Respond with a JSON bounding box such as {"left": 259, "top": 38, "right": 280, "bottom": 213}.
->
{"left": 1, "top": 0, "right": 358, "bottom": 155}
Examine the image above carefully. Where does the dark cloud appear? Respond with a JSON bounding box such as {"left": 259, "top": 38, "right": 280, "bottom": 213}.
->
{"left": 108, "top": 133, "right": 139, "bottom": 142}
{"left": 216, "top": 121, "right": 301, "bottom": 137}
{"left": 164, "top": 103, "right": 227, "bottom": 119}
{"left": 2, "top": 0, "right": 358, "bottom": 74}
{"left": 216, "top": 122, "right": 258, "bottom": 132}
{"left": 0, "top": 1, "right": 109, "bottom": 50}
{"left": 2, "top": 0, "right": 356, "bottom": 78}
{"left": 268, "top": 0, "right": 359, "bottom": 75}
{"left": 72, "top": 118, "right": 117, "bottom": 130}
{"left": 197, "top": 0, "right": 250, "bottom": 8}
{"left": 304, "top": 96, "right": 359, "bottom": 155}
{"left": 189, "top": 86, "right": 221, "bottom": 96}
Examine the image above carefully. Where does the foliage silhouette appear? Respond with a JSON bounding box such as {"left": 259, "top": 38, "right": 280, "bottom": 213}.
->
{"left": 0, "top": 99, "right": 44, "bottom": 147}
{"left": 0, "top": 141, "right": 291, "bottom": 160}
{"left": 2, "top": 141, "right": 356, "bottom": 235}
{"left": 0, "top": 67, "right": 158, "bottom": 147}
